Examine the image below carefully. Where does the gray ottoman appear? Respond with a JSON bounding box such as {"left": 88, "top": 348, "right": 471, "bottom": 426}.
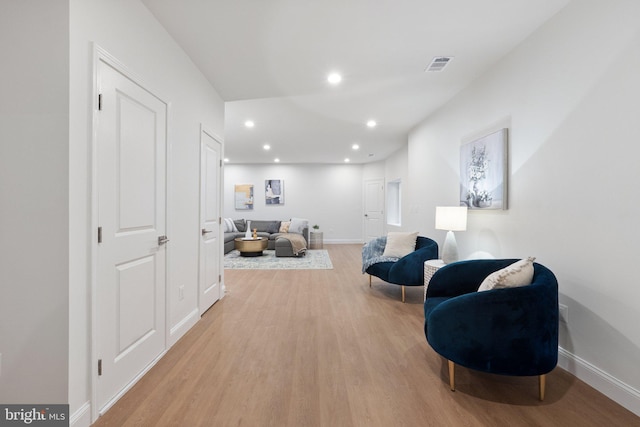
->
{"left": 275, "top": 237, "right": 306, "bottom": 257}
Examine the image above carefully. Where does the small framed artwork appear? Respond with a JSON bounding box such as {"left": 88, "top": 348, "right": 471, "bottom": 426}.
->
{"left": 265, "top": 179, "right": 284, "bottom": 205}
{"left": 460, "top": 128, "right": 508, "bottom": 210}
{"left": 234, "top": 184, "right": 254, "bottom": 210}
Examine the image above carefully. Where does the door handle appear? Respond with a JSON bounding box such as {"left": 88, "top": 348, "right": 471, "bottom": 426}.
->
{"left": 202, "top": 228, "right": 213, "bottom": 235}
{"left": 364, "top": 214, "right": 368, "bottom": 217}
{"left": 158, "top": 235, "right": 169, "bottom": 245}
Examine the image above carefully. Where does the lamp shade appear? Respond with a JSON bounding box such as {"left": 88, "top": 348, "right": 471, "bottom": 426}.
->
{"left": 435, "top": 206, "right": 468, "bottom": 231}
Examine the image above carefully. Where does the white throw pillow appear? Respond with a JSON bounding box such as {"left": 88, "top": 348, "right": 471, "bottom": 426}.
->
{"left": 382, "top": 231, "right": 419, "bottom": 258}
{"left": 477, "top": 257, "right": 536, "bottom": 291}
{"left": 289, "top": 218, "right": 309, "bottom": 234}
{"left": 223, "top": 218, "right": 237, "bottom": 233}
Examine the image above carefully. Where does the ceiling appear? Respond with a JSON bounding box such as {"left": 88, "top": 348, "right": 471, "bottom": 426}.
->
{"left": 141, "top": 0, "right": 569, "bottom": 164}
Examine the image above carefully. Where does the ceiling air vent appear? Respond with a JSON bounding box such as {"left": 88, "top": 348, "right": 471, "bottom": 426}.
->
{"left": 425, "top": 56, "right": 454, "bottom": 72}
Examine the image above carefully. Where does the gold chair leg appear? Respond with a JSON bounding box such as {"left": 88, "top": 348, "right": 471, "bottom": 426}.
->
{"left": 539, "top": 374, "right": 546, "bottom": 401}
{"left": 369, "top": 274, "right": 372, "bottom": 287}
{"left": 448, "top": 360, "right": 456, "bottom": 391}
{"left": 401, "top": 285, "right": 405, "bottom": 303}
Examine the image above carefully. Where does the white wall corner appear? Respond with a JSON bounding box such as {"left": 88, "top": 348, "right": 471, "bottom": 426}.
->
{"left": 70, "top": 401, "right": 91, "bottom": 427}
{"left": 169, "top": 308, "right": 200, "bottom": 347}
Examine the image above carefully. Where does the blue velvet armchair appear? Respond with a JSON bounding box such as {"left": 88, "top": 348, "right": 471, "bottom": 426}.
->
{"left": 362, "top": 236, "right": 438, "bottom": 302}
{"left": 424, "top": 259, "right": 559, "bottom": 400}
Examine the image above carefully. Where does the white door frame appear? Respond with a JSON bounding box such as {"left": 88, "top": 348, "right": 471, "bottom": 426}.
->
{"left": 198, "top": 125, "right": 224, "bottom": 314}
{"left": 89, "top": 44, "right": 172, "bottom": 422}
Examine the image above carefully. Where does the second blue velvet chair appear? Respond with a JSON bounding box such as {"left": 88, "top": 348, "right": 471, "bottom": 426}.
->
{"left": 363, "top": 236, "right": 439, "bottom": 302}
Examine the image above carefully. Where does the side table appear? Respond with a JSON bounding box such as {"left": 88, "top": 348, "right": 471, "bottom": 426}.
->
{"left": 309, "top": 231, "right": 323, "bottom": 249}
{"left": 424, "top": 259, "right": 446, "bottom": 301}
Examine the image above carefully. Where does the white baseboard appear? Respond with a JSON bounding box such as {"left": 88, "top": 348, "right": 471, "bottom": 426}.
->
{"left": 70, "top": 401, "right": 91, "bottom": 427}
{"left": 98, "top": 350, "right": 167, "bottom": 417}
{"left": 169, "top": 308, "right": 200, "bottom": 347}
{"left": 323, "top": 239, "right": 363, "bottom": 244}
{"left": 558, "top": 347, "right": 640, "bottom": 417}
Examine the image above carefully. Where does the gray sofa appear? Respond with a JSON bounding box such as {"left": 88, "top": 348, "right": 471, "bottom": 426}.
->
{"left": 224, "top": 219, "right": 308, "bottom": 255}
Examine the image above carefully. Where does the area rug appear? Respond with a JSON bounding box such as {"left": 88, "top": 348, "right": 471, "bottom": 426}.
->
{"left": 224, "top": 249, "right": 333, "bottom": 270}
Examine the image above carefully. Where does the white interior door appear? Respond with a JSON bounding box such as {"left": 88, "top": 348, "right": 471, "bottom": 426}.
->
{"left": 364, "top": 178, "right": 384, "bottom": 242}
{"left": 199, "top": 128, "right": 222, "bottom": 314}
{"left": 96, "top": 59, "right": 168, "bottom": 413}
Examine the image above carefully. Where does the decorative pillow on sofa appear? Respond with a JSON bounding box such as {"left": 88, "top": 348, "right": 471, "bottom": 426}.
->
{"left": 382, "top": 231, "right": 419, "bottom": 258}
{"left": 289, "top": 218, "right": 309, "bottom": 234}
{"left": 234, "top": 219, "right": 246, "bottom": 232}
{"left": 478, "top": 257, "right": 536, "bottom": 291}
{"left": 280, "top": 221, "right": 291, "bottom": 233}
{"left": 223, "top": 218, "right": 238, "bottom": 233}
{"left": 266, "top": 221, "right": 281, "bottom": 234}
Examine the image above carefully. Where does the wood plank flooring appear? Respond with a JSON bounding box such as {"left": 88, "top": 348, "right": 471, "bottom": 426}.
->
{"left": 93, "top": 244, "right": 640, "bottom": 426}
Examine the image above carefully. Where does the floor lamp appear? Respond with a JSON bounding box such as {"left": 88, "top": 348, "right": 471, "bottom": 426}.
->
{"left": 435, "top": 206, "right": 468, "bottom": 264}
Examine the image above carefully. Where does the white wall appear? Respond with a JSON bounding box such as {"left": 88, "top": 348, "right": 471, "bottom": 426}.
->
{"left": 69, "top": 0, "right": 224, "bottom": 423}
{"left": 0, "top": 0, "right": 69, "bottom": 404}
{"left": 405, "top": 0, "right": 640, "bottom": 414}
{"left": 224, "top": 164, "right": 363, "bottom": 243}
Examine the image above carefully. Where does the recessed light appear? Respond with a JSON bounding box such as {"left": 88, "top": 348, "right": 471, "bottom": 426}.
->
{"left": 224, "top": 158, "right": 229, "bottom": 162}
{"left": 263, "top": 144, "right": 271, "bottom": 150}
{"left": 327, "top": 72, "right": 342, "bottom": 85}
{"left": 274, "top": 158, "right": 280, "bottom": 163}
{"left": 244, "top": 120, "right": 255, "bottom": 128}
{"left": 366, "top": 120, "right": 377, "bottom": 128}
{"left": 344, "top": 158, "right": 350, "bottom": 163}
{"left": 352, "top": 144, "right": 360, "bottom": 150}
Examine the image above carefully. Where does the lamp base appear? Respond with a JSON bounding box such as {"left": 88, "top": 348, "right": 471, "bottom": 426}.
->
{"left": 441, "top": 231, "right": 459, "bottom": 264}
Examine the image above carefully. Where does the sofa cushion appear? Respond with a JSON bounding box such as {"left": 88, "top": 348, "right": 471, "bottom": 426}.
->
{"left": 478, "top": 257, "right": 536, "bottom": 291}
{"left": 234, "top": 219, "right": 246, "bottom": 232}
{"left": 250, "top": 220, "right": 281, "bottom": 233}
{"left": 268, "top": 221, "right": 281, "bottom": 233}
{"left": 224, "top": 233, "right": 239, "bottom": 243}
{"left": 382, "top": 231, "right": 418, "bottom": 258}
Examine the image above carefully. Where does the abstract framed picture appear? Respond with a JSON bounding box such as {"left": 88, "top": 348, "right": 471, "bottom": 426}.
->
{"left": 234, "top": 184, "right": 254, "bottom": 210}
{"left": 265, "top": 179, "right": 284, "bottom": 205}
{"left": 460, "top": 128, "right": 508, "bottom": 210}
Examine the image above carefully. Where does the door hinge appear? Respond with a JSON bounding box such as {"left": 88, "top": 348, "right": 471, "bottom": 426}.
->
{"left": 219, "top": 274, "right": 222, "bottom": 282}
{"left": 98, "top": 359, "right": 103, "bottom": 376}
{"left": 219, "top": 217, "right": 222, "bottom": 225}
{"left": 98, "top": 93, "right": 102, "bottom": 111}
{"left": 97, "top": 226, "right": 102, "bottom": 243}
{"left": 220, "top": 159, "right": 223, "bottom": 167}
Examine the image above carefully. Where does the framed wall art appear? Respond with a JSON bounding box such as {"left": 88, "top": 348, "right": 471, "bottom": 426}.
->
{"left": 460, "top": 128, "right": 508, "bottom": 210}
{"left": 265, "top": 179, "right": 284, "bottom": 205}
{"left": 234, "top": 184, "right": 254, "bottom": 210}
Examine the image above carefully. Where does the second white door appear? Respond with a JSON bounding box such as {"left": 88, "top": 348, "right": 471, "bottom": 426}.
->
{"left": 364, "top": 178, "right": 385, "bottom": 242}
{"left": 199, "top": 128, "right": 222, "bottom": 314}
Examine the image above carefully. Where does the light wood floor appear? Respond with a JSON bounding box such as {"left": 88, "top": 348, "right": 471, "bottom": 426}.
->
{"left": 93, "top": 244, "right": 640, "bottom": 426}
